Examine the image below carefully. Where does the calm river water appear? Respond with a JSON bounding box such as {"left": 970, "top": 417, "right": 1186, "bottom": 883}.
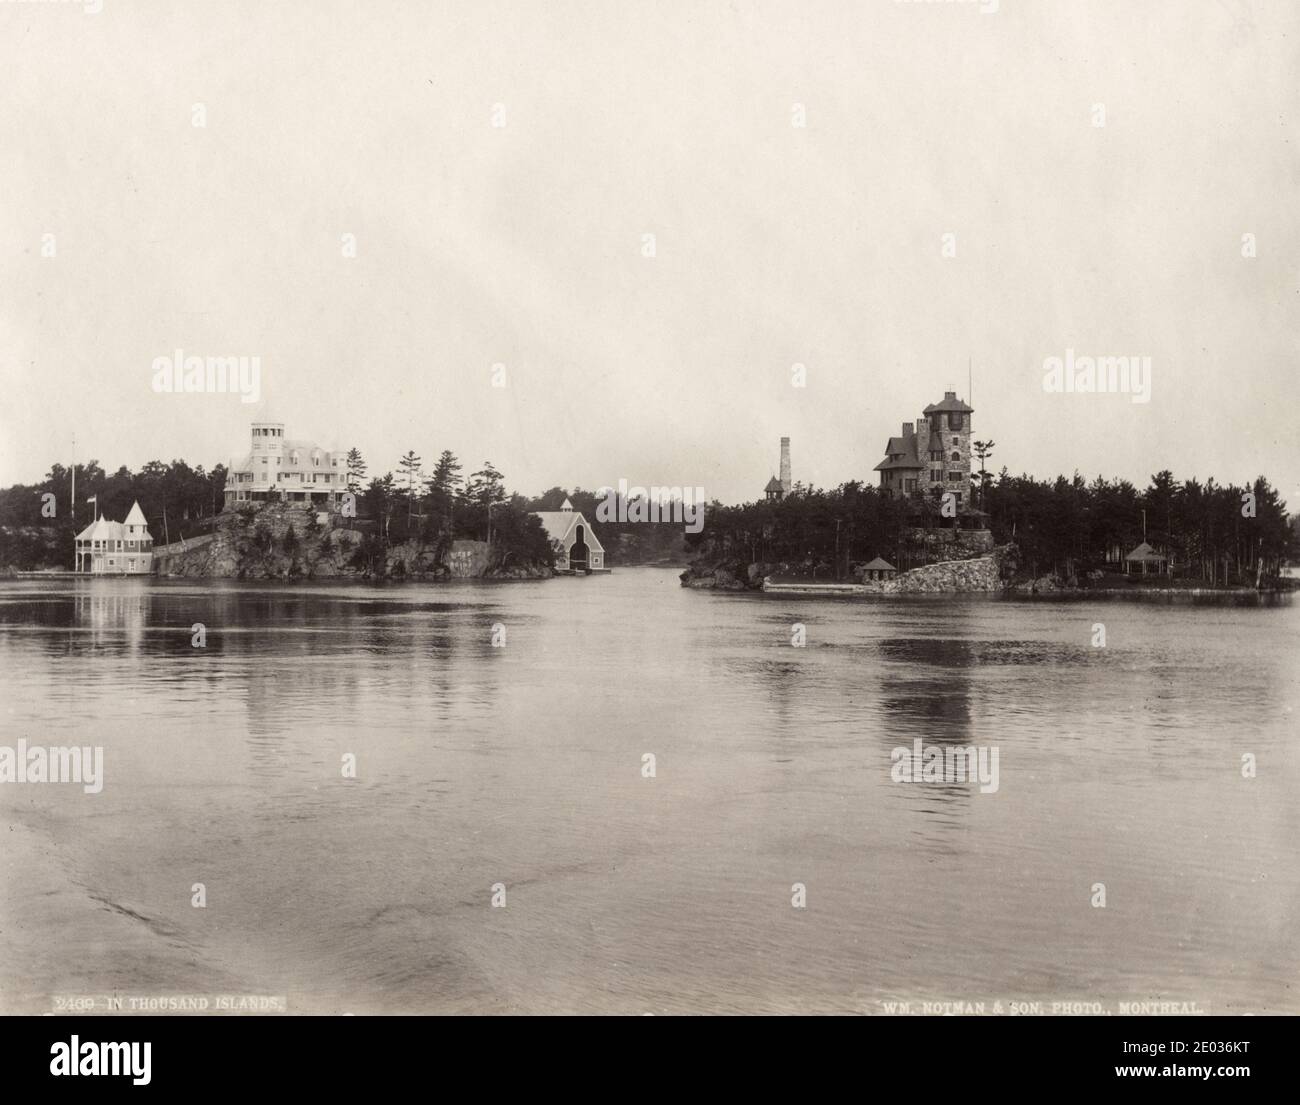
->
{"left": 1, "top": 570, "right": 1296, "bottom": 1014}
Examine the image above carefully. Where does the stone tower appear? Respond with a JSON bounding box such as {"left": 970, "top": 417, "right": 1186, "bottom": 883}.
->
{"left": 779, "top": 437, "right": 791, "bottom": 496}
{"left": 921, "top": 392, "right": 974, "bottom": 507}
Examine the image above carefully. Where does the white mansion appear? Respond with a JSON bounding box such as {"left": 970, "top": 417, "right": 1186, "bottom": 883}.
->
{"left": 75, "top": 501, "right": 153, "bottom": 574}
{"left": 224, "top": 421, "right": 350, "bottom": 509}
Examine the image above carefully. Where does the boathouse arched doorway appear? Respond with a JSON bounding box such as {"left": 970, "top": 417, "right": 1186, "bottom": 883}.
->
{"left": 570, "top": 525, "right": 590, "bottom": 572}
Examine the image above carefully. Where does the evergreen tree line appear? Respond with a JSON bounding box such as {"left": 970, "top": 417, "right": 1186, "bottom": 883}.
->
{"left": 685, "top": 469, "right": 1296, "bottom": 585}
{"left": 3, "top": 454, "right": 1293, "bottom": 584}
{"left": 0, "top": 460, "right": 228, "bottom": 568}
{"left": 339, "top": 449, "right": 552, "bottom": 572}
{"left": 982, "top": 469, "right": 1292, "bottom": 584}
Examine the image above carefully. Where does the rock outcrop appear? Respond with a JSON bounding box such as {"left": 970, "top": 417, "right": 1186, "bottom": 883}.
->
{"left": 155, "top": 505, "right": 551, "bottom": 580}
{"left": 682, "top": 545, "right": 1019, "bottom": 594}
{"left": 883, "top": 554, "right": 1002, "bottom": 593}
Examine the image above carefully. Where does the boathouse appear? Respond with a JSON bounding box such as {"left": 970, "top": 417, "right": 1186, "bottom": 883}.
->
{"left": 531, "top": 499, "right": 606, "bottom": 573}
{"left": 74, "top": 501, "right": 154, "bottom": 574}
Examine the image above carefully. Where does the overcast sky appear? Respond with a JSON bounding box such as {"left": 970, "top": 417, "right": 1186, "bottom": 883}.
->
{"left": 2, "top": 0, "right": 1297, "bottom": 505}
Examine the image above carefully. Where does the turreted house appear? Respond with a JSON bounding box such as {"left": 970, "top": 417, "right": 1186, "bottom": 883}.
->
{"left": 874, "top": 391, "right": 973, "bottom": 506}
{"left": 74, "top": 501, "right": 153, "bottom": 574}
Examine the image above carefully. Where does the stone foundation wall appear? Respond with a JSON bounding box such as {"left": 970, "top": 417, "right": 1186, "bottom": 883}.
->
{"left": 905, "top": 527, "right": 995, "bottom": 560}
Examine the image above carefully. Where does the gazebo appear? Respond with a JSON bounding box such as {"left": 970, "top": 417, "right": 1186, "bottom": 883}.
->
{"left": 1125, "top": 541, "right": 1167, "bottom": 576}
{"left": 860, "top": 556, "right": 897, "bottom": 582}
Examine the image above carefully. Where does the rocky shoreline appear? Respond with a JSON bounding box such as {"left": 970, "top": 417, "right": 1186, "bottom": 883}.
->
{"left": 153, "top": 504, "right": 552, "bottom": 581}
{"left": 681, "top": 546, "right": 1295, "bottom": 597}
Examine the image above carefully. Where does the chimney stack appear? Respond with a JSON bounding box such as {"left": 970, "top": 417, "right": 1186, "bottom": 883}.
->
{"left": 779, "top": 437, "right": 791, "bottom": 494}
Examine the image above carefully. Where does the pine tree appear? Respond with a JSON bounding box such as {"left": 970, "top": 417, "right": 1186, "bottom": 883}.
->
{"left": 972, "top": 440, "right": 996, "bottom": 510}
{"left": 345, "top": 448, "right": 367, "bottom": 494}
{"left": 465, "top": 462, "right": 506, "bottom": 543}
{"left": 425, "top": 450, "right": 463, "bottom": 537}
{"left": 398, "top": 450, "right": 423, "bottom": 522}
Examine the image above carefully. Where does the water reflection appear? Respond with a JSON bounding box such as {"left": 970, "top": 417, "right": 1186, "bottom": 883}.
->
{"left": 0, "top": 575, "right": 1296, "bottom": 1013}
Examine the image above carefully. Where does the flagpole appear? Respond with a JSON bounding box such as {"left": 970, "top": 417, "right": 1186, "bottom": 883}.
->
{"left": 71, "top": 434, "right": 76, "bottom": 572}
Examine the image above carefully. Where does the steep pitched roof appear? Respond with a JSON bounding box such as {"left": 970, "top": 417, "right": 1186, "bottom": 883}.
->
{"left": 531, "top": 510, "right": 605, "bottom": 553}
{"left": 124, "top": 501, "right": 147, "bottom": 527}
{"left": 81, "top": 517, "right": 125, "bottom": 541}
{"left": 874, "top": 435, "right": 924, "bottom": 471}
{"left": 922, "top": 394, "right": 974, "bottom": 414}
{"left": 533, "top": 511, "right": 573, "bottom": 542}
{"left": 764, "top": 476, "right": 783, "bottom": 492}
{"left": 1126, "top": 541, "right": 1166, "bottom": 562}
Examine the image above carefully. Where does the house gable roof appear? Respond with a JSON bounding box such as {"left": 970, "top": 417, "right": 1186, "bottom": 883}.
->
{"left": 531, "top": 510, "right": 605, "bottom": 553}
{"left": 874, "top": 434, "right": 924, "bottom": 471}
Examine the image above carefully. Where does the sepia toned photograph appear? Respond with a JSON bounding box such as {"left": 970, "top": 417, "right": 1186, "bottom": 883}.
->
{"left": 1, "top": 0, "right": 1297, "bottom": 1052}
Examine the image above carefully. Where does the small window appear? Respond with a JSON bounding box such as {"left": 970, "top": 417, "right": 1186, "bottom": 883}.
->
{"left": 952, "top": 452, "right": 960, "bottom": 462}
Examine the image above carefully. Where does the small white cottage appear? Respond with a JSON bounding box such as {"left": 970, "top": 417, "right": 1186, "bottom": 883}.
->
{"left": 531, "top": 499, "right": 606, "bottom": 573}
